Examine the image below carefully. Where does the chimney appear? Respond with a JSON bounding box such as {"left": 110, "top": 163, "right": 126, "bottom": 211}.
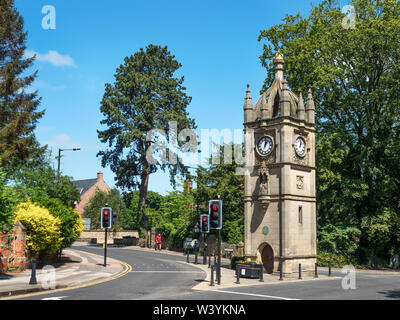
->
{"left": 97, "top": 171, "right": 103, "bottom": 181}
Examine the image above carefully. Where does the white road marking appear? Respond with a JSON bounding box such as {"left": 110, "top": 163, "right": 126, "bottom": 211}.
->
{"left": 209, "top": 289, "right": 300, "bottom": 300}
{"left": 41, "top": 296, "right": 68, "bottom": 300}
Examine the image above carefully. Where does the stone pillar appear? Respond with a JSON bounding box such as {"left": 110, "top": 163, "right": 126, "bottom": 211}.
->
{"left": 11, "top": 222, "right": 27, "bottom": 271}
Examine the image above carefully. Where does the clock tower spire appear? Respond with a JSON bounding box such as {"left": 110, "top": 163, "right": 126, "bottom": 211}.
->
{"left": 243, "top": 52, "right": 317, "bottom": 276}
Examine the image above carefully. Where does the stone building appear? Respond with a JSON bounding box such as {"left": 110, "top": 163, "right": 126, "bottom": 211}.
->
{"left": 72, "top": 171, "right": 111, "bottom": 215}
{"left": 243, "top": 52, "right": 317, "bottom": 275}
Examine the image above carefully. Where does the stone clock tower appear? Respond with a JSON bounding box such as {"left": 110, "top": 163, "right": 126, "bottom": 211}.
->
{"left": 243, "top": 52, "right": 317, "bottom": 275}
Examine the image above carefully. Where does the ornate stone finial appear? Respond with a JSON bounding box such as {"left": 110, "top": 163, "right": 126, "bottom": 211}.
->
{"left": 244, "top": 84, "right": 254, "bottom": 123}
{"left": 306, "top": 88, "right": 315, "bottom": 124}
{"left": 273, "top": 51, "right": 285, "bottom": 81}
{"left": 298, "top": 91, "right": 305, "bottom": 121}
{"left": 245, "top": 84, "right": 252, "bottom": 101}
{"left": 280, "top": 77, "right": 291, "bottom": 117}
{"left": 244, "top": 84, "right": 252, "bottom": 107}
{"left": 274, "top": 50, "right": 285, "bottom": 63}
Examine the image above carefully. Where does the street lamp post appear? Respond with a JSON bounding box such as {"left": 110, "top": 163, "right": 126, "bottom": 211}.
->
{"left": 57, "top": 148, "right": 81, "bottom": 181}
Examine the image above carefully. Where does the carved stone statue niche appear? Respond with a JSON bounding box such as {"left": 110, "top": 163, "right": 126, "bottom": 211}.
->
{"left": 258, "top": 161, "right": 269, "bottom": 196}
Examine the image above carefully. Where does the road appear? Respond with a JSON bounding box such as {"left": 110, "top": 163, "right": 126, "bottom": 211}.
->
{"left": 14, "top": 245, "right": 400, "bottom": 300}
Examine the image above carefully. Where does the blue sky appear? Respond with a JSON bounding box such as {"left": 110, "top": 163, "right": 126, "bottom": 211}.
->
{"left": 14, "top": 0, "right": 328, "bottom": 195}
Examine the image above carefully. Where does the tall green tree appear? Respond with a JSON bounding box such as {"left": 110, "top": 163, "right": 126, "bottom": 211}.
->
{"left": 156, "top": 190, "right": 194, "bottom": 248}
{"left": 0, "top": 0, "right": 45, "bottom": 168}
{"left": 83, "top": 189, "right": 127, "bottom": 230}
{"left": 195, "top": 143, "right": 244, "bottom": 244}
{"left": 258, "top": 0, "right": 400, "bottom": 264}
{"left": 97, "top": 44, "right": 196, "bottom": 214}
{"left": 9, "top": 156, "right": 80, "bottom": 207}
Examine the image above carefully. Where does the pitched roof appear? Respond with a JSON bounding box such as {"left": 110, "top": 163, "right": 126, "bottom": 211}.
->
{"left": 71, "top": 178, "right": 98, "bottom": 195}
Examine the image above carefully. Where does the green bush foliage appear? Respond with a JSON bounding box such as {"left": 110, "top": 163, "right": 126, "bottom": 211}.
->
{"left": 318, "top": 224, "right": 361, "bottom": 261}
{"left": 317, "top": 251, "right": 347, "bottom": 268}
{"left": 14, "top": 201, "right": 63, "bottom": 254}
{"left": 83, "top": 188, "right": 127, "bottom": 230}
{"left": 156, "top": 191, "right": 195, "bottom": 249}
{"left": 32, "top": 196, "right": 83, "bottom": 249}
{"left": 0, "top": 171, "right": 19, "bottom": 229}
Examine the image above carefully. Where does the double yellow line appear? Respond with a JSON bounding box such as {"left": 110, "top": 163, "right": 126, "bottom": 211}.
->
{"left": 1, "top": 257, "right": 132, "bottom": 300}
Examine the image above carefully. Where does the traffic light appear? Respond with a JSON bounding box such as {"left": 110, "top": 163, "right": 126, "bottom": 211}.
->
{"left": 101, "top": 207, "right": 112, "bottom": 229}
{"left": 112, "top": 210, "right": 117, "bottom": 226}
{"left": 200, "top": 214, "right": 209, "bottom": 233}
{"left": 209, "top": 200, "right": 222, "bottom": 230}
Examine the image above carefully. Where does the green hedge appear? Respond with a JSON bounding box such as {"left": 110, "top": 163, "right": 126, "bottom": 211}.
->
{"left": 317, "top": 251, "right": 347, "bottom": 268}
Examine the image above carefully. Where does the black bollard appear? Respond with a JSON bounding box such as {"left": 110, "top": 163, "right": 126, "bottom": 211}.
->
{"left": 315, "top": 263, "right": 318, "bottom": 278}
{"left": 210, "top": 266, "right": 215, "bottom": 286}
{"left": 187, "top": 250, "right": 190, "bottom": 263}
{"left": 259, "top": 264, "right": 264, "bottom": 282}
{"left": 328, "top": 261, "right": 332, "bottom": 277}
{"left": 298, "top": 264, "right": 302, "bottom": 280}
{"left": 29, "top": 258, "right": 37, "bottom": 285}
{"left": 279, "top": 262, "right": 283, "bottom": 281}
{"left": 236, "top": 264, "right": 240, "bottom": 284}
{"left": 208, "top": 254, "right": 211, "bottom": 268}
{"left": 194, "top": 250, "right": 198, "bottom": 264}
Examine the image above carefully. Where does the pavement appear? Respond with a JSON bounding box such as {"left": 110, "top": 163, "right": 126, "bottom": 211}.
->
{"left": 0, "top": 247, "right": 128, "bottom": 299}
{"left": 119, "top": 244, "right": 400, "bottom": 290}
{"left": 118, "top": 245, "right": 340, "bottom": 289}
{"left": 2, "top": 243, "right": 399, "bottom": 300}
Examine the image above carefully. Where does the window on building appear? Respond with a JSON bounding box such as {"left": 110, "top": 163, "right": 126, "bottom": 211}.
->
{"left": 298, "top": 206, "right": 303, "bottom": 224}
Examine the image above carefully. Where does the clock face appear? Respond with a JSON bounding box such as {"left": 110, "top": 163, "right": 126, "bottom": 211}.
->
{"left": 295, "top": 136, "right": 306, "bottom": 157}
{"left": 257, "top": 136, "right": 273, "bottom": 156}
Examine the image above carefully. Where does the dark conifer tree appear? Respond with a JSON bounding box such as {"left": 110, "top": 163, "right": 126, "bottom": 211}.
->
{"left": 0, "top": 0, "right": 45, "bottom": 168}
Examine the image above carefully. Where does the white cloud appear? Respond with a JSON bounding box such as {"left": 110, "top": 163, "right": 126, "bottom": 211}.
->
{"left": 33, "top": 79, "right": 66, "bottom": 91}
{"left": 25, "top": 50, "right": 77, "bottom": 67}
{"left": 45, "top": 134, "right": 83, "bottom": 149}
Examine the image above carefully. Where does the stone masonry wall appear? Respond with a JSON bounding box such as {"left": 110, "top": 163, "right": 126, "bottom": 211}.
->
{"left": 78, "top": 230, "right": 139, "bottom": 244}
{"left": 0, "top": 222, "right": 27, "bottom": 273}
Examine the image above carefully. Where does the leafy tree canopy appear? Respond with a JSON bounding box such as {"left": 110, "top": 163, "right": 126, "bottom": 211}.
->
{"left": 97, "top": 44, "right": 196, "bottom": 213}
{"left": 259, "top": 0, "right": 400, "bottom": 263}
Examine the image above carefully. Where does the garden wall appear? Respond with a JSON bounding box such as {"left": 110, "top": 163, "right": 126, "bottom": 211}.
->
{"left": 0, "top": 222, "right": 27, "bottom": 273}
{"left": 77, "top": 229, "right": 139, "bottom": 244}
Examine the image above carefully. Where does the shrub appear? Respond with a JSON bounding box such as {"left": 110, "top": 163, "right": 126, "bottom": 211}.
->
{"left": 14, "top": 201, "right": 63, "bottom": 254}
{"left": 32, "top": 196, "right": 83, "bottom": 249}
{"left": 317, "top": 224, "right": 361, "bottom": 260}
{"left": 317, "top": 251, "right": 347, "bottom": 268}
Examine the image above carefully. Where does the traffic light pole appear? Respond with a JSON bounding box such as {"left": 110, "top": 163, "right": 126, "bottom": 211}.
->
{"left": 217, "top": 229, "right": 221, "bottom": 285}
{"left": 203, "top": 232, "right": 207, "bottom": 265}
{"left": 104, "top": 228, "right": 108, "bottom": 267}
